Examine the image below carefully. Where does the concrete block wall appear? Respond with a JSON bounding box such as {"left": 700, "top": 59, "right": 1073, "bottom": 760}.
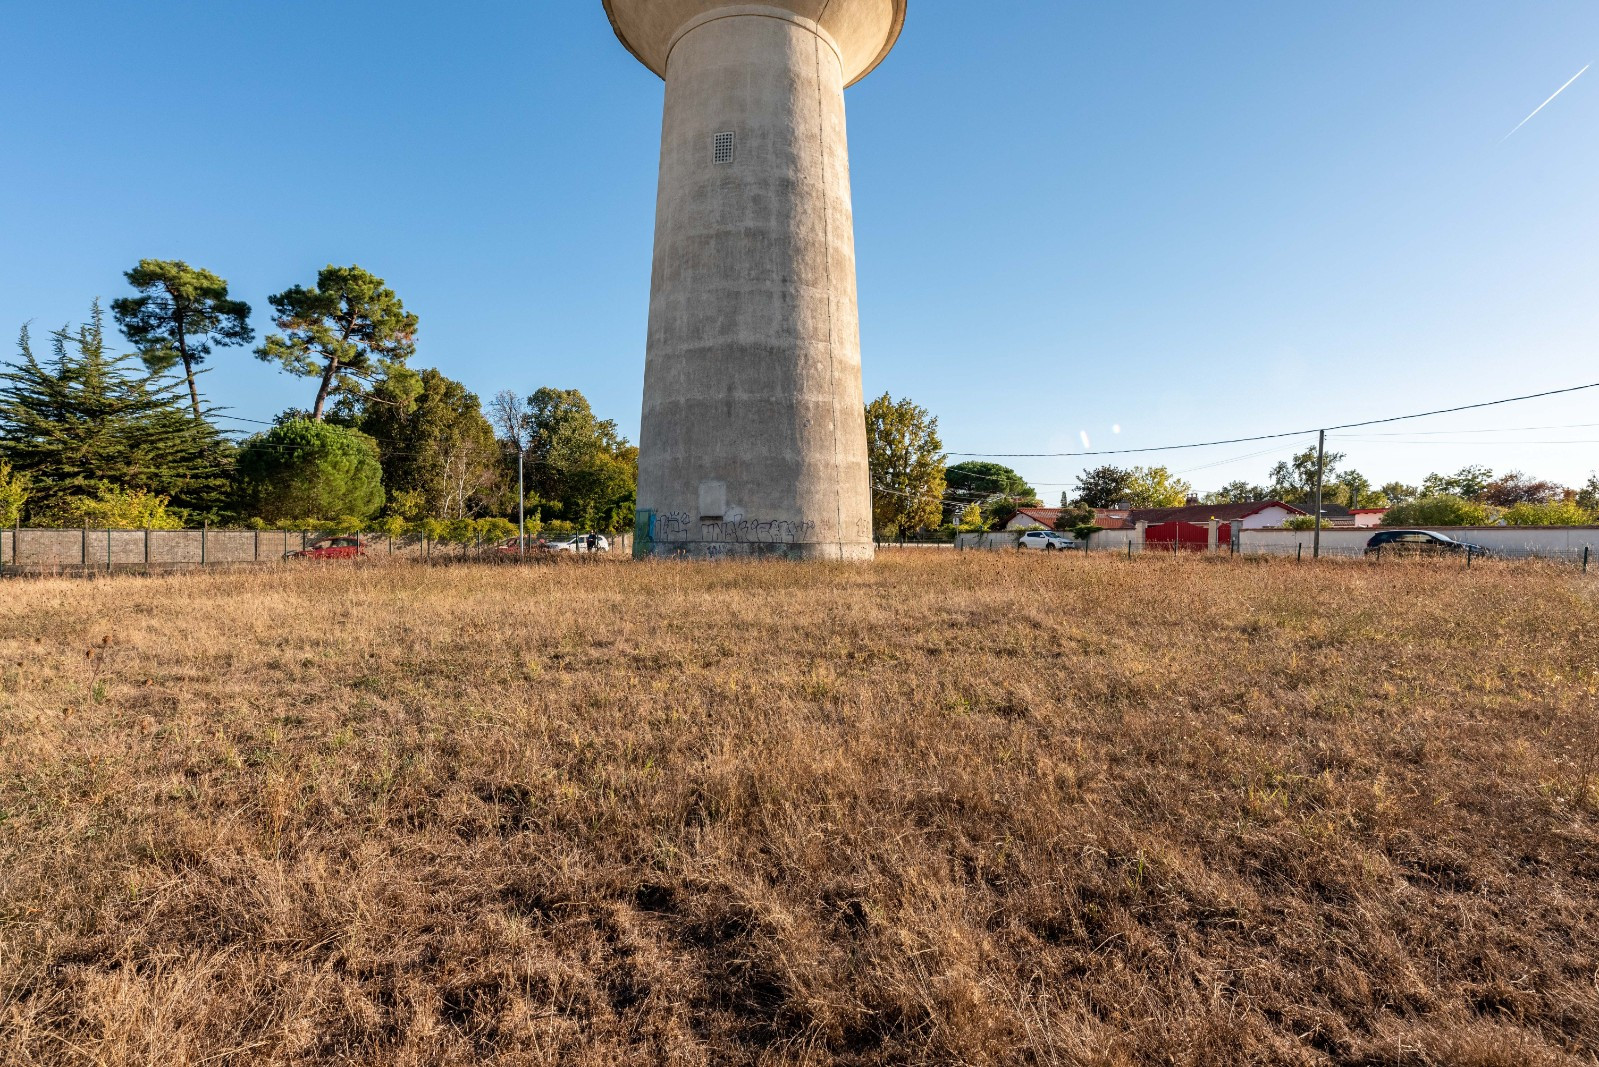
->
{"left": 0, "top": 528, "right": 633, "bottom": 571}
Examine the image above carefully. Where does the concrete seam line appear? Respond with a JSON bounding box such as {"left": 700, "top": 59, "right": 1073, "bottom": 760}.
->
{"left": 666, "top": 6, "right": 845, "bottom": 79}
{"left": 814, "top": 29, "right": 845, "bottom": 553}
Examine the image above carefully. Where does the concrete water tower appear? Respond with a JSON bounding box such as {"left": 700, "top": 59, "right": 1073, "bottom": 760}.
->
{"left": 603, "top": 0, "right": 906, "bottom": 560}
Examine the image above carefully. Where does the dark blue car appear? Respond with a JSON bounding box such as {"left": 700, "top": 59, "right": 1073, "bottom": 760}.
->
{"left": 1365, "top": 529, "right": 1489, "bottom": 556}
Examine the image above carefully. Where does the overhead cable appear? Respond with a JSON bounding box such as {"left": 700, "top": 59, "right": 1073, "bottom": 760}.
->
{"left": 944, "top": 380, "right": 1599, "bottom": 459}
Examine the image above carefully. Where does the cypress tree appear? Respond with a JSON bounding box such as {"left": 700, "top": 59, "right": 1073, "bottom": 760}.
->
{"left": 0, "top": 303, "right": 233, "bottom": 522}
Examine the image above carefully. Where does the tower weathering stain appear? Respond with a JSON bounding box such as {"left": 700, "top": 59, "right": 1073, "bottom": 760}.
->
{"left": 604, "top": 0, "right": 907, "bottom": 559}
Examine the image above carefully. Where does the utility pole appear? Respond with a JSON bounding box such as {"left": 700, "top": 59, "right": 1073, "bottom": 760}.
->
{"left": 1312, "top": 428, "right": 1326, "bottom": 560}
{"left": 517, "top": 448, "right": 526, "bottom": 561}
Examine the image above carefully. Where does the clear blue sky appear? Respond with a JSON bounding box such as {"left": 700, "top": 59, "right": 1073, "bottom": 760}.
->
{"left": 2, "top": 1, "right": 1594, "bottom": 497}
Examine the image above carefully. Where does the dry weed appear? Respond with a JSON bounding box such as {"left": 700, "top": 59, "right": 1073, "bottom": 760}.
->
{"left": 1, "top": 553, "right": 1596, "bottom": 1065}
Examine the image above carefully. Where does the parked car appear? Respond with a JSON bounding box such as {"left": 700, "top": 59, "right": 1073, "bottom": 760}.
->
{"left": 1365, "top": 529, "right": 1489, "bottom": 557}
{"left": 549, "top": 533, "right": 610, "bottom": 553}
{"left": 286, "top": 535, "right": 367, "bottom": 561}
{"left": 491, "top": 535, "right": 551, "bottom": 557}
{"left": 1016, "top": 530, "right": 1079, "bottom": 552}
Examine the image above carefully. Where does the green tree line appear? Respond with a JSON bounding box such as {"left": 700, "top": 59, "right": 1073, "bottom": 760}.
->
{"left": 7, "top": 265, "right": 1592, "bottom": 538}
{"left": 1, "top": 261, "right": 638, "bottom": 536}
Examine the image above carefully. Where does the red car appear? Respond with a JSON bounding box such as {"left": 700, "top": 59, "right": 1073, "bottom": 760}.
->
{"left": 491, "top": 535, "right": 553, "bottom": 557}
{"left": 286, "top": 536, "right": 368, "bottom": 561}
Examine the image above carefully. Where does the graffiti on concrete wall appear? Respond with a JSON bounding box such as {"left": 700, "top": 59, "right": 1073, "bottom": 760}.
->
{"left": 654, "top": 512, "right": 693, "bottom": 540}
{"left": 637, "top": 502, "right": 821, "bottom": 553}
{"left": 699, "top": 517, "right": 816, "bottom": 545}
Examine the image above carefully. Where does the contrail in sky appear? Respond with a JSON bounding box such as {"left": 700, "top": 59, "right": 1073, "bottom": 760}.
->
{"left": 1501, "top": 63, "right": 1590, "bottom": 141}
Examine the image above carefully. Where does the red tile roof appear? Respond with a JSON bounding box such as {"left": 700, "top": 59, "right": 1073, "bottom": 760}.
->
{"left": 1012, "top": 502, "right": 1303, "bottom": 528}
{"left": 1129, "top": 501, "right": 1306, "bottom": 524}
{"left": 1013, "top": 507, "right": 1137, "bottom": 530}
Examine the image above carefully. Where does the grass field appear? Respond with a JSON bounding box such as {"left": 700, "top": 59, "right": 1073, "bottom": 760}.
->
{"left": 2, "top": 553, "right": 1597, "bottom": 1066}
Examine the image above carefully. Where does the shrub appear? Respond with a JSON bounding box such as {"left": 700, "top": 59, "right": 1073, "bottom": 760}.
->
{"left": 233, "top": 420, "right": 384, "bottom": 523}
{"left": 1053, "top": 504, "right": 1095, "bottom": 534}
{"left": 1380, "top": 495, "right": 1489, "bottom": 527}
{"left": 956, "top": 504, "right": 986, "bottom": 533}
{"left": 32, "top": 484, "right": 183, "bottom": 529}
{"left": 476, "top": 517, "right": 517, "bottom": 544}
{"left": 0, "top": 459, "right": 27, "bottom": 527}
{"left": 441, "top": 518, "right": 478, "bottom": 544}
{"left": 372, "top": 514, "right": 409, "bottom": 540}
{"left": 1282, "top": 515, "right": 1318, "bottom": 531}
{"left": 1501, "top": 500, "right": 1594, "bottom": 527}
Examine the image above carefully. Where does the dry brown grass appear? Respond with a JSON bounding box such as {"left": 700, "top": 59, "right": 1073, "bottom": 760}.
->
{"left": 2, "top": 553, "right": 1597, "bottom": 1066}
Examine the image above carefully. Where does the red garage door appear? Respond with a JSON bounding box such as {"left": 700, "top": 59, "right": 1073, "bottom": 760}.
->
{"left": 1144, "top": 521, "right": 1232, "bottom": 552}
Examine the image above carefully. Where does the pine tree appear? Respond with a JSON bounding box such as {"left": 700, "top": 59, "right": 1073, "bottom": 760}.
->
{"left": 0, "top": 303, "right": 233, "bottom": 522}
{"left": 111, "top": 259, "right": 253, "bottom": 420}
{"left": 256, "top": 265, "right": 418, "bottom": 421}
{"left": 232, "top": 419, "right": 385, "bottom": 522}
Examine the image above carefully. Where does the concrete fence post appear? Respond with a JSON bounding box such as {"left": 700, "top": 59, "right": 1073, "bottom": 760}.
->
{"left": 82, "top": 526, "right": 88, "bottom": 569}
{"left": 1208, "top": 519, "right": 1219, "bottom": 554}
{"left": 201, "top": 522, "right": 208, "bottom": 566}
{"left": 145, "top": 528, "right": 151, "bottom": 573}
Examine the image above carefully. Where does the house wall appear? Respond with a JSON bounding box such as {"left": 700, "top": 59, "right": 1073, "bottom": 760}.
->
{"left": 1240, "top": 505, "right": 1297, "bottom": 529}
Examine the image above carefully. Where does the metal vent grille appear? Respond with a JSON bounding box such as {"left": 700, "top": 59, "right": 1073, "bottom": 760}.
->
{"left": 713, "top": 131, "right": 735, "bottom": 165}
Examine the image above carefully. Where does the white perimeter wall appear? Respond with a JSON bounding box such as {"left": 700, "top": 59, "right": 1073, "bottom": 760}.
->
{"left": 1239, "top": 527, "right": 1599, "bottom": 559}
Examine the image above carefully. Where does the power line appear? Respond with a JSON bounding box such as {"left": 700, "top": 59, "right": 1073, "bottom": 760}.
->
{"left": 1172, "top": 443, "right": 1301, "bottom": 477}
{"left": 1333, "top": 437, "right": 1599, "bottom": 446}
{"left": 1332, "top": 421, "right": 1599, "bottom": 438}
{"left": 945, "top": 380, "right": 1599, "bottom": 459}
